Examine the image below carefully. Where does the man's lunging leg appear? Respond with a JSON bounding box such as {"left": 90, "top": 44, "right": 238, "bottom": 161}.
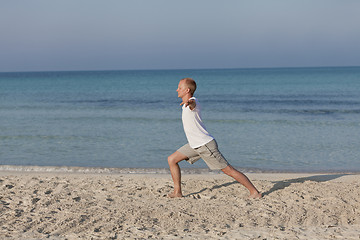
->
{"left": 167, "top": 151, "right": 188, "bottom": 198}
{"left": 222, "top": 165, "right": 262, "bottom": 199}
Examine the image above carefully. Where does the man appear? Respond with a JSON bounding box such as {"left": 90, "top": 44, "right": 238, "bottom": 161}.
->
{"left": 167, "top": 78, "right": 262, "bottom": 199}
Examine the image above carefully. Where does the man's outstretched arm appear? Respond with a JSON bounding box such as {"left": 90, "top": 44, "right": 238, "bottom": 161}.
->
{"left": 181, "top": 99, "right": 196, "bottom": 110}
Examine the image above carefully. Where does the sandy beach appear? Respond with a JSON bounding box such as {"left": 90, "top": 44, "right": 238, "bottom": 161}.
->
{"left": 1, "top": 171, "right": 360, "bottom": 239}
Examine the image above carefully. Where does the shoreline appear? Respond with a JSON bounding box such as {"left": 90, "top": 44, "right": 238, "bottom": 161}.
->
{"left": 1, "top": 164, "right": 359, "bottom": 175}
{"left": 1, "top": 170, "right": 360, "bottom": 239}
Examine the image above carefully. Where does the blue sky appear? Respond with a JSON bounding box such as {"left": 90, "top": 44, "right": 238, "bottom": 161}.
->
{"left": 1, "top": 1, "right": 360, "bottom": 72}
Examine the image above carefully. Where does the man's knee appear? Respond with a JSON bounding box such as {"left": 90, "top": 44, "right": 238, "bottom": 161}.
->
{"left": 221, "top": 165, "right": 233, "bottom": 175}
{"left": 167, "top": 155, "right": 175, "bottom": 165}
{"left": 167, "top": 153, "right": 179, "bottom": 165}
{"left": 168, "top": 151, "right": 187, "bottom": 165}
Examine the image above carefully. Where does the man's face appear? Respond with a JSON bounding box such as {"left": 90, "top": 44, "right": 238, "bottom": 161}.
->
{"left": 176, "top": 80, "right": 188, "bottom": 98}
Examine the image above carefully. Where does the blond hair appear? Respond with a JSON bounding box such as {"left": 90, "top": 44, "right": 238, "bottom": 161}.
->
{"left": 180, "top": 78, "right": 197, "bottom": 95}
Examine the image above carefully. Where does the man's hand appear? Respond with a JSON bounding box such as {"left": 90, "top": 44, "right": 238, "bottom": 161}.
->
{"left": 180, "top": 99, "right": 196, "bottom": 110}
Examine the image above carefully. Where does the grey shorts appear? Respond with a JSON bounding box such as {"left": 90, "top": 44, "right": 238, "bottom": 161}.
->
{"left": 177, "top": 139, "right": 229, "bottom": 170}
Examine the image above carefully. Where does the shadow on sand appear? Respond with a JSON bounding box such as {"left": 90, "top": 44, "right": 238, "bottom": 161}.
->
{"left": 185, "top": 174, "right": 350, "bottom": 198}
{"left": 262, "top": 174, "right": 350, "bottom": 196}
{"left": 184, "top": 180, "right": 238, "bottom": 198}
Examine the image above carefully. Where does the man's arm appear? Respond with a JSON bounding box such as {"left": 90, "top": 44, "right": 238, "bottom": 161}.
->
{"left": 180, "top": 99, "right": 196, "bottom": 110}
{"left": 185, "top": 99, "right": 196, "bottom": 110}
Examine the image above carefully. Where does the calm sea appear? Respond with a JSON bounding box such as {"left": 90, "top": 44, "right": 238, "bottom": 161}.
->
{"left": 1, "top": 67, "right": 359, "bottom": 173}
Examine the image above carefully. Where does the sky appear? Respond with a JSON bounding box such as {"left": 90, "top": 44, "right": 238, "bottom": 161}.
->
{"left": 1, "top": 0, "right": 360, "bottom": 72}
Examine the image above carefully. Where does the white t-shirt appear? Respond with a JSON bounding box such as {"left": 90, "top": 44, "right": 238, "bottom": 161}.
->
{"left": 182, "top": 97, "right": 214, "bottom": 148}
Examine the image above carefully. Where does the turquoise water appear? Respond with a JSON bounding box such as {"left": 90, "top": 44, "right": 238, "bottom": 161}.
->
{"left": 1, "top": 67, "right": 359, "bottom": 172}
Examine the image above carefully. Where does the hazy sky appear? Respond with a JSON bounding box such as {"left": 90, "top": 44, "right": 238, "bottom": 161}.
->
{"left": 1, "top": 1, "right": 360, "bottom": 72}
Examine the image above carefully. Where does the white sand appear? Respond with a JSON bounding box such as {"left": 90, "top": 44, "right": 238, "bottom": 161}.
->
{"left": 1, "top": 171, "right": 360, "bottom": 239}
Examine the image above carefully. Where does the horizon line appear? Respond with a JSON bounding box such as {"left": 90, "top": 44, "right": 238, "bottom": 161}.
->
{"left": 1, "top": 65, "right": 360, "bottom": 74}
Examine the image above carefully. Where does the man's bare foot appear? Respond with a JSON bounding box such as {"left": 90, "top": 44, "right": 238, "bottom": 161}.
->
{"left": 168, "top": 192, "right": 183, "bottom": 198}
{"left": 249, "top": 192, "right": 262, "bottom": 199}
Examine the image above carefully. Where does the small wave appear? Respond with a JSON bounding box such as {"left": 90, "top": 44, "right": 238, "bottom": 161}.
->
{"left": 0, "top": 165, "right": 169, "bottom": 174}
{"left": 0, "top": 165, "right": 316, "bottom": 174}
{"left": 203, "top": 98, "right": 360, "bottom": 106}
{"left": 61, "top": 99, "right": 167, "bottom": 107}
{"left": 0, "top": 165, "right": 226, "bottom": 175}
{"left": 0, "top": 165, "right": 278, "bottom": 174}
{"left": 211, "top": 108, "right": 360, "bottom": 115}
{"left": 1, "top": 165, "right": 352, "bottom": 174}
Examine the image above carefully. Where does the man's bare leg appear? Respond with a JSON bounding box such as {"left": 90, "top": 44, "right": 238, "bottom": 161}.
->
{"left": 222, "top": 165, "right": 262, "bottom": 199}
{"left": 167, "top": 151, "right": 188, "bottom": 198}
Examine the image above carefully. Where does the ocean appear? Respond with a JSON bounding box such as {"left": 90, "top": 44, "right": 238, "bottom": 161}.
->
{"left": 1, "top": 67, "right": 359, "bottom": 173}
